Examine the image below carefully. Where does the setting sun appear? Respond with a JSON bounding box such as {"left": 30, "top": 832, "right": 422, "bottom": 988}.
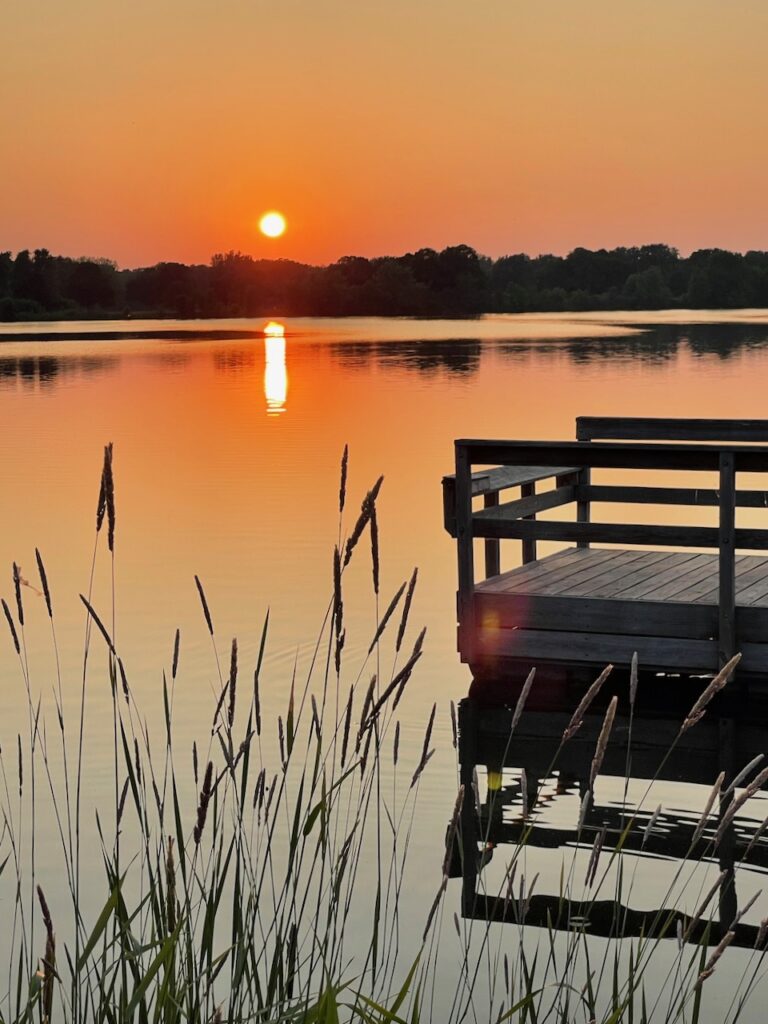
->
{"left": 259, "top": 211, "right": 286, "bottom": 238}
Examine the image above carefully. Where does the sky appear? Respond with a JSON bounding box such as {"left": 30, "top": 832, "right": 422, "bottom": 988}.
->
{"left": 2, "top": 0, "right": 767, "bottom": 268}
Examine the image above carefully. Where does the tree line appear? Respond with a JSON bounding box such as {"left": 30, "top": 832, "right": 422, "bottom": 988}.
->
{"left": 2, "top": 243, "right": 768, "bottom": 321}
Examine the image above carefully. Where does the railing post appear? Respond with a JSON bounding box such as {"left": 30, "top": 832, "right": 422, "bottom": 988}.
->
{"left": 576, "top": 466, "right": 591, "bottom": 549}
{"left": 483, "top": 492, "right": 501, "bottom": 578}
{"left": 456, "top": 443, "right": 476, "bottom": 661}
{"left": 520, "top": 481, "right": 537, "bottom": 563}
{"left": 718, "top": 451, "right": 736, "bottom": 668}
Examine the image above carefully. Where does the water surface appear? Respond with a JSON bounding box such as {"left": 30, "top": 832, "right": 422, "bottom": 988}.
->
{"left": 2, "top": 311, "right": 768, "bottom": 1018}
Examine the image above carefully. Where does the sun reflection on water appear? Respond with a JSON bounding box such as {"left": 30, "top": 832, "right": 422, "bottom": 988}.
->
{"left": 263, "top": 322, "right": 287, "bottom": 414}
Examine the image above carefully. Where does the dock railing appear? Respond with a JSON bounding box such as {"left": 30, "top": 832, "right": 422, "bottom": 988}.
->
{"left": 453, "top": 437, "right": 768, "bottom": 667}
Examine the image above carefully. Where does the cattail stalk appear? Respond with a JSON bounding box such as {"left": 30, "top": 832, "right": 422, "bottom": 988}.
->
{"left": 395, "top": 568, "right": 418, "bottom": 652}
{"left": 589, "top": 695, "right": 617, "bottom": 789}
{"left": 367, "top": 581, "right": 406, "bottom": 655}
{"left": 680, "top": 654, "right": 741, "bottom": 734}
{"left": 194, "top": 575, "right": 214, "bottom": 635}
{"left": 35, "top": 548, "right": 52, "bottom": 618}
{"left": 692, "top": 771, "right": 725, "bottom": 847}
{"left": 193, "top": 762, "right": 214, "bottom": 845}
{"left": 511, "top": 668, "right": 536, "bottom": 733}
{"left": 563, "top": 665, "right": 612, "bottom": 741}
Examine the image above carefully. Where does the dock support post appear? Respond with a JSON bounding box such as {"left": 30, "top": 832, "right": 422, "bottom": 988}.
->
{"left": 718, "top": 452, "right": 736, "bottom": 668}
{"left": 456, "top": 443, "right": 476, "bottom": 662}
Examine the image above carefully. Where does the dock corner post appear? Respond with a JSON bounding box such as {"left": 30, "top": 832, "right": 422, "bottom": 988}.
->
{"left": 576, "top": 466, "right": 591, "bottom": 549}
{"left": 718, "top": 452, "right": 736, "bottom": 669}
{"left": 456, "top": 443, "right": 476, "bottom": 663}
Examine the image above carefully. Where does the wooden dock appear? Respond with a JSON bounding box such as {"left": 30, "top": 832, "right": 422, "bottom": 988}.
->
{"left": 444, "top": 418, "right": 768, "bottom": 686}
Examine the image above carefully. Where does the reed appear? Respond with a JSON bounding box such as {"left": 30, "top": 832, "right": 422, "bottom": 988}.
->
{"left": 1, "top": 448, "right": 767, "bottom": 1024}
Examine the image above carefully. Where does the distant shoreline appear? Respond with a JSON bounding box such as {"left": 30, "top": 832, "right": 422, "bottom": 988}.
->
{"left": 3, "top": 244, "right": 768, "bottom": 323}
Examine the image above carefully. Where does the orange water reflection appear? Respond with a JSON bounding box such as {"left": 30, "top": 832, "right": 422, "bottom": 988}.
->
{"left": 263, "top": 322, "right": 287, "bottom": 415}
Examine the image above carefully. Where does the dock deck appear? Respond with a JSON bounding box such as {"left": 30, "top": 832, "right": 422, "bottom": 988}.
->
{"left": 444, "top": 419, "right": 768, "bottom": 684}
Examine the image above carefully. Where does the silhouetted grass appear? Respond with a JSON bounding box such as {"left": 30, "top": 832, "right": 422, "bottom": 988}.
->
{"left": 0, "top": 448, "right": 766, "bottom": 1023}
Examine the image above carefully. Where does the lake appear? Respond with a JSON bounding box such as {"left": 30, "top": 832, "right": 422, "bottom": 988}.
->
{"left": 2, "top": 311, "right": 768, "bottom": 1020}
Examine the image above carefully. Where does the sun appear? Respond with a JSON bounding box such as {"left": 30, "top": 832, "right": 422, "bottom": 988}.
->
{"left": 259, "top": 211, "right": 286, "bottom": 238}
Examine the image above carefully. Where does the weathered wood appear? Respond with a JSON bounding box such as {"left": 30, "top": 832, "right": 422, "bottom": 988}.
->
{"left": 458, "top": 439, "right": 768, "bottom": 473}
{"left": 583, "top": 484, "right": 768, "bottom": 508}
{"left": 519, "top": 481, "right": 536, "bottom": 564}
{"left": 517, "top": 550, "right": 650, "bottom": 597}
{"left": 455, "top": 445, "right": 475, "bottom": 661}
{"left": 576, "top": 466, "right": 591, "bottom": 550}
{"left": 442, "top": 464, "right": 576, "bottom": 535}
{"left": 471, "top": 517, "right": 721, "bottom": 547}
{"left": 576, "top": 416, "right": 768, "bottom": 443}
{"left": 472, "top": 485, "right": 576, "bottom": 523}
{"left": 448, "top": 427, "right": 768, "bottom": 683}
{"left": 472, "top": 627, "right": 719, "bottom": 672}
{"left": 482, "top": 492, "right": 500, "bottom": 579}
{"left": 719, "top": 453, "right": 737, "bottom": 667}
{"left": 474, "top": 591, "right": 718, "bottom": 639}
{"left": 476, "top": 547, "right": 616, "bottom": 590}
{"left": 560, "top": 550, "right": 678, "bottom": 598}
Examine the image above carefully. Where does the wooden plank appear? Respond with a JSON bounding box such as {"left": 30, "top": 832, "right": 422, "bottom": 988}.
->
{"left": 458, "top": 439, "right": 768, "bottom": 473}
{"left": 560, "top": 551, "right": 683, "bottom": 599}
{"left": 472, "top": 485, "right": 576, "bottom": 522}
{"left": 445, "top": 464, "right": 579, "bottom": 497}
{"left": 617, "top": 553, "right": 713, "bottom": 601}
{"left": 584, "top": 484, "right": 768, "bottom": 509}
{"left": 614, "top": 557, "right": 716, "bottom": 602}
{"left": 474, "top": 547, "right": 613, "bottom": 593}
{"left": 489, "top": 550, "right": 645, "bottom": 597}
{"left": 576, "top": 417, "right": 768, "bottom": 443}
{"left": 734, "top": 569, "right": 768, "bottom": 606}
{"left": 471, "top": 517, "right": 721, "bottom": 547}
{"left": 473, "top": 592, "right": 718, "bottom": 639}
{"left": 471, "top": 627, "right": 718, "bottom": 672}
{"left": 734, "top": 528, "right": 768, "bottom": 549}
{"left": 736, "top": 605, "right": 768, "bottom": 641}
{"left": 683, "top": 555, "right": 768, "bottom": 606}
{"left": 666, "top": 555, "right": 764, "bottom": 605}
{"left": 532, "top": 550, "right": 654, "bottom": 596}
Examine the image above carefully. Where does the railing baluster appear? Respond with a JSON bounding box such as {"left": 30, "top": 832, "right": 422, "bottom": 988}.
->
{"left": 718, "top": 451, "right": 736, "bottom": 668}
{"left": 520, "top": 482, "right": 537, "bottom": 563}
{"left": 483, "top": 492, "right": 501, "bottom": 578}
{"left": 577, "top": 466, "right": 591, "bottom": 549}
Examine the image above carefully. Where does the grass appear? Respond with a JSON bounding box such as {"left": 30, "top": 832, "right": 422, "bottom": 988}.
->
{"left": 0, "top": 445, "right": 767, "bottom": 1022}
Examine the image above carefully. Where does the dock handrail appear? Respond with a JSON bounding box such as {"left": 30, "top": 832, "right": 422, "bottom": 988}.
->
{"left": 576, "top": 417, "right": 768, "bottom": 443}
{"left": 454, "top": 438, "right": 768, "bottom": 667}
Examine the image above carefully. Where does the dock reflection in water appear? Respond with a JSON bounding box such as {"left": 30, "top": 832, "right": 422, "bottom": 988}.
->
{"left": 449, "top": 679, "right": 768, "bottom": 948}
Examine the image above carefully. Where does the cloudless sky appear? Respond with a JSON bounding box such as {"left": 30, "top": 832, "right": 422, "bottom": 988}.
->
{"left": 2, "top": 1, "right": 767, "bottom": 267}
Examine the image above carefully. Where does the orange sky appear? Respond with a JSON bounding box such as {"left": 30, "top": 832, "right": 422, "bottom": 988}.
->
{"left": 3, "top": 0, "right": 768, "bottom": 267}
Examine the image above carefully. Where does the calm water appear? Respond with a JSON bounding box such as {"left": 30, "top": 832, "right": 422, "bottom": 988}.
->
{"left": 3, "top": 311, "right": 768, "bottom": 1018}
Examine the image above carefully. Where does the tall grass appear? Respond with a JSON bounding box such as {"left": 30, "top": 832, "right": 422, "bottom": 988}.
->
{"left": 0, "top": 446, "right": 766, "bottom": 1023}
